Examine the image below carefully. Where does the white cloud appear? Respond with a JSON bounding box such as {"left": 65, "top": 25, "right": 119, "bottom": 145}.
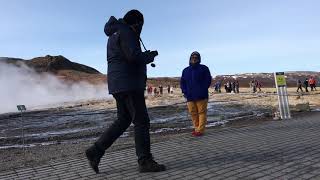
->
{"left": 0, "top": 61, "right": 110, "bottom": 114}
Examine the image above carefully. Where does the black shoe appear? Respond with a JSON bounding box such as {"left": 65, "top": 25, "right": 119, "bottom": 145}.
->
{"left": 85, "top": 145, "right": 104, "bottom": 174}
{"left": 139, "top": 158, "right": 166, "bottom": 173}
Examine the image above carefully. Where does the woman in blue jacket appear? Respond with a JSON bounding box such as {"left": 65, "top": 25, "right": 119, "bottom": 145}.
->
{"left": 180, "top": 51, "right": 212, "bottom": 136}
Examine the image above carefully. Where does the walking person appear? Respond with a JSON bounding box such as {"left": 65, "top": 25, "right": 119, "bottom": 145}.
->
{"left": 235, "top": 80, "right": 240, "bottom": 93}
{"left": 231, "top": 81, "right": 236, "bottom": 93}
{"left": 153, "top": 87, "right": 158, "bottom": 96}
{"left": 224, "top": 83, "right": 228, "bottom": 93}
{"left": 296, "top": 79, "right": 303, "bottom": 92}
{"left": 180, "top": 51, "right": 212, "bottom": 136}
{"left": 85, "top": 10, "right": 165, "bottom": 174}
{"left": 304, "top": 78, "right": 309, "bottom": 92}
{"left": 256, "top": 80, "right": 262, "bottom": 92}
{"left": 214, "top": 82, "right": 219, "bottom": 92}
{"left": 159, "top": 85, "right": 163, "bottom": 95}
{"left": 309, "top": 77, "right": 316, "bottom": 91}
{"left": 251, "top": 80, "right": 257, "bottom": 93}
{"left": 170, "top": 86, "right": 174, "bottom": 94}
{"left": 228, "top": 81, "right": 232, "bottom": 93}
{"left": 148, "top": 86, "right": 153, "bottom": 95}
{"left": 217, "top": 81, "right": 222, "bottom": 93}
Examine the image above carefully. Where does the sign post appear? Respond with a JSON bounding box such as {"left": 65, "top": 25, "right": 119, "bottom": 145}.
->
{"left": 274, "top": 72, "right": 291, "bottom": 119}
{"left": 17, "top": 105, "right": 27, "bottom": 156}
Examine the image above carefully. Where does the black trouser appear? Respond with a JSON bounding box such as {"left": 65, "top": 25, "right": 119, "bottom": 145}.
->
{"left": 311, "top": 84, "right": 316, "bottom": 91}
{"left": 297, "top": 85, "right": 303, "bottom": 92}
{"left": 95, "top": 90, "right": 152, "bottom": 162}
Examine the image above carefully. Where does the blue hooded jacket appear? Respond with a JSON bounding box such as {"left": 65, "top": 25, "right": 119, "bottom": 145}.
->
{"left": 104, "top": 16, "right": 154, "bottom": 94}
{"left": 180, "top": 52, "right": 212, "bottom": 101}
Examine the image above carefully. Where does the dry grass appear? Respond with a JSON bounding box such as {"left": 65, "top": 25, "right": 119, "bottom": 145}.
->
{"left": 47, "top": 87, "right": 319, "bottom": 114}
{"left": 209, "top": 88, "right": 320, "bottom": 110}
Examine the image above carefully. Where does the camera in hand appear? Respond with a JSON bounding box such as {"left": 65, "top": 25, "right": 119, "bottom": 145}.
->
{"left": 150, "top": 50, "right": 158, "bottom": 57}
{"left": 153, "top": 51, "right": 158, "bottom": 56}
{"left": 150, "top": 50, "right": 157, "bottom": 68}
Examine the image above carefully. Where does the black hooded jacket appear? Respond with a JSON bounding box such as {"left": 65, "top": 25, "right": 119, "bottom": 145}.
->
{"left": 104, "top": 16, "right": 154, "bottom": 94}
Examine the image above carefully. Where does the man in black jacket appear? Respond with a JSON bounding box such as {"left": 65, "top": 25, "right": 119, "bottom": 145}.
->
{"left": 304, "top": 78, "right": 309, "bottom": 92}
{"left": 85, "top": 10, "right": 165, "bottom": 174}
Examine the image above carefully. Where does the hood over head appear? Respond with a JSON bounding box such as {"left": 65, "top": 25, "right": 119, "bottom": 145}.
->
{"left": 189, "top": 51, "right": 201, "bottom": 66}
{"left": 104, "top": 16, "right": 123, "bottom": 37}
{"left": 123, "top": 9, "right": 144, "bottom": 35}
{"left": 104, "top": 9, "right": 144, "bottom": 37}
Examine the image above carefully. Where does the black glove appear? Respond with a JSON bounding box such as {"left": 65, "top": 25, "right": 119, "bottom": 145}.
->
{"left": 150, "top": 50, "right": 158, "bottom": 57}
{"left": 145, "top": 50, "right": 158, "bottom": 64}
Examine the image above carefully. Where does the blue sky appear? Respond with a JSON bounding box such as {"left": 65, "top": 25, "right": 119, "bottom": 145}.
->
{"left": 0, "top": 0, "right": 319, "bottom": 77}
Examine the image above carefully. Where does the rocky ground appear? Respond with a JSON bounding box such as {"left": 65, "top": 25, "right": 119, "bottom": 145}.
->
{"left": 0, "top": 88, "right": 319, "bottom": 172}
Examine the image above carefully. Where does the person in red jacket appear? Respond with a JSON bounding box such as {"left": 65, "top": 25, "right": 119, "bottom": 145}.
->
{"left": 309, "top": 77, "right": 317, "bottom": 91}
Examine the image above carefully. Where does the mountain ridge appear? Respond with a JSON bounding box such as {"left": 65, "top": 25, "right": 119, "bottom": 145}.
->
{"left": 1, "top": 56, "right": 318, "bottom": 87}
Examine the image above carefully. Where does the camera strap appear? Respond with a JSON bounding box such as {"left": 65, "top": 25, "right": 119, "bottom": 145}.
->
{"left": 139, "top": 37, "right": 148, "bottom": 51}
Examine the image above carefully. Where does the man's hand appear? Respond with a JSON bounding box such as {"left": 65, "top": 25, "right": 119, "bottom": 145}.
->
{"left": 150, "top": 50, "right": 158, "bottom": 57}
{"left": 145, "top": 50, "right": 158, "bottom": 64}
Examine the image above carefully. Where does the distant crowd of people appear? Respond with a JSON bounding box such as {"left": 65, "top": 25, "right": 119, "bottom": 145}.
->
{"left": 145, "top": 76, "right": 317, "bottom": 97}
{"left": 213, "top": 77, "right": 318, "bottom": 94}
{"left": 249, "top": 79, "right": 263, "bottom": 93}
{"left": 146, "top": 85, "right": 174, "bottom": 96}
{"left": 297, "top": 77, "right": 317, "bottom": 92}
{"left": 214, "top": 80, "right": 240, "bottom": 93}
{"left": 213, "top": 79, "right": 261, "bottom": 94}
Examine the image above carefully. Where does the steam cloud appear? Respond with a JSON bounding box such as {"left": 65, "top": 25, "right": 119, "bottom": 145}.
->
{"left": 0, "top": 61, "right": 110, "bottom": 114}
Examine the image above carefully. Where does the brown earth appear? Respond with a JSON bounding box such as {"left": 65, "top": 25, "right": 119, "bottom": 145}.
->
{"left": 1, "top": 55, "right": 107, "bottom": 85}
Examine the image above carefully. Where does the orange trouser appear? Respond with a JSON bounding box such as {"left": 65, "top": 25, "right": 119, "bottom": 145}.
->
{"left": 187, "top": 99, "right": 208, "bottom": 133}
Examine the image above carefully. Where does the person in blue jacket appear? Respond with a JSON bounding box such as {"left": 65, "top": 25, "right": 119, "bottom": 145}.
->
{"left": 180, "top": 51, "right": 212, "bottom": 136}
{"left": 85, "top": 9, "right": 165, "bottom": 174}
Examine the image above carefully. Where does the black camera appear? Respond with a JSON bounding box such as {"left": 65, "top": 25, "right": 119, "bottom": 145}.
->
{"left": 150, "top": 51, "right": 158, "bottom": 67}
{"left": 153, "top": 50, "right": 158, "bottom": 56}
{"left": 150, "top": 50, "right": 158, "bottom": 57}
